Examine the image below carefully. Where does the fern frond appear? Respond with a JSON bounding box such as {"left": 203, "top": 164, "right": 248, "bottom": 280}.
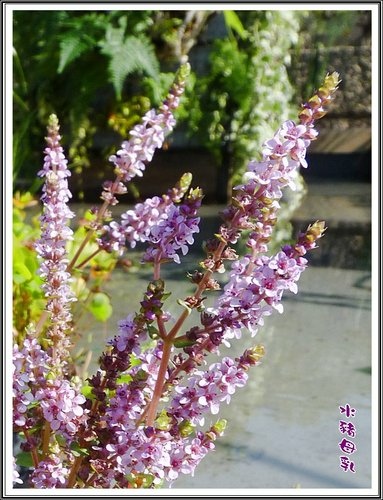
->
{"left": 99, "top": 25, "right": 159, "bottom": 100}
{"left": 58, "top": 34, "right": 94, "bottom": 74}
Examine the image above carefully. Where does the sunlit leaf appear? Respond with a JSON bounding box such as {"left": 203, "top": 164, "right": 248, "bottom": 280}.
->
{"left": 88, "top": 292, "right": 112, "bottom": 322}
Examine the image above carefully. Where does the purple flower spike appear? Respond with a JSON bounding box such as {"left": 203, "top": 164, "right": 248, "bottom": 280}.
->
{"left": 102, "top": 63, "right": 190, "bottom": 206}
{"left": 34, "top": 114, "right": 76, "bottom": 364}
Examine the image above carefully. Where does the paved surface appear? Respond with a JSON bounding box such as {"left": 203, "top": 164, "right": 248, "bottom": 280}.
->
{"left": 73, "top": 180, "right": 374, "bottom": 491}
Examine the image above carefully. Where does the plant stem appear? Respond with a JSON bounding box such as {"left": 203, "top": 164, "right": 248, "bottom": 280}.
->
{"left": 168, "top": 240, "right": 226, "bottom": 341}
{"left": 35, "top": 309, "right": 49, "bottom": 336}
{"left": 67, "top": 175, "right": 123, "bottom": 273}
{"left": 143, "top": 238, "right": 229, "bottom": 424}
{"left": 145, "top": 339, "right": 173, "bottom": 427}
{"left": 153, "top": 260, "right": 161, "bottom": 281}
{"left": 41, "top": 420, "right": 51, "bottom": 458}
{"left": 156, "top": 315, "right": 168, "bottom": 340}
{"left": 76, "top": 248, "right": 102, "bottom": 270}
{"left": 23, "top": 430, "right": 40, "bottom": 468}
{"left": 66, "top": 455, "right": 83, "bottom": 488}
{"left": 67, "top": 230, "right": 94, "bottom": 273}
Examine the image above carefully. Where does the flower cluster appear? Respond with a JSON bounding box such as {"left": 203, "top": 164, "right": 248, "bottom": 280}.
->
{"left": 30, "top": 455, "right": 69, "bottom": 489}
{"left": 13, "top": 330, "right": 50, "bottom": 430}
{"left": 99, "top": 186, "right": 202, "bottom": 264}
{"left": 101, "top": 64, "right": 190, "bottom": 206}
{"left": 34, "top": 114, "right": 76, "bottom": 364}
{"left": 12, "top": 70, "right": 340, "bottom": 489}
{"left": 35, "top": 379, "right": 86, "bottom": 436}
{"left": 13, "top": 117, "right": 88, "bottom": 487}
{"left": 217, "top": 119, "right": 315, "bottom": 253}
{"left": 85, "top": 352, "right": 262, "bottom": 486}
{"left": 218, "top": 251, "right": 304, "bottom": 331}
{"left": 208, "top": 222, "right": 324, "bottom": 345}
{"left": 169, "top": 357, "right": 248, "bottom": 425}
{"left": 218, "top": 72, "right": 339, "bottom": 256}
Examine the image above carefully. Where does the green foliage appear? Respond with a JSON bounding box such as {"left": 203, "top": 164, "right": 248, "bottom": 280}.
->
{"left": 223, "top": 10, "right": 246, "bottom": 39}
{"left": 70, "top": 442, "right": 90, "bottom": 458}
{"left": 88, "top": 292, "right": 113, "bottom": 322}
{"left": 183, "top": 11, "right": 302, "bottom": 199}
{"left": 12, "top": 11, "right": 179, "bottom": 191}
{"left": 99, "top": 17, "right": 159, "bottom": 100}
{"left": 12, "top": 196, "right": 118, "bottom": 364}
{"left": 16, "top": 450, "right": 35, "bottom": 468}
{"left": 13, "top": 195, "right": 45, "bottom": 336}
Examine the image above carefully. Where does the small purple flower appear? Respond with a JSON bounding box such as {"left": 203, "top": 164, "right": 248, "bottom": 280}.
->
{"left": 108, "top": 314, "right": 147, "bottom": 356}
{"left": 262, "top": 135, "right": 295, "bottom": 166}
{"left": 13, "top": 329, "right": 51, "bottom": 429}
{"left": 35, "top": 379, "right": 87, "bottom": 436}
{"left": 30, "top": 455, "right": 69, "bottom": 488}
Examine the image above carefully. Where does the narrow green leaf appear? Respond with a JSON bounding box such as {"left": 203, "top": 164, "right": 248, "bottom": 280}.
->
{"left": 70, "top": 442, "right": 89, "bottom": 457}
{"left": 223, "top": 11, "right": 247, "bottom": 39}
{"left": 173, "top": 336, "right": 196, "bottom": 348}
{"left": 117, "top": 373, "right": 133, "bottom": 384}
{"left": 13, "top": 261, "right": 32, "bottom": 282}
{"left": 81, "top": 382, "right": 94, "bottom": 399}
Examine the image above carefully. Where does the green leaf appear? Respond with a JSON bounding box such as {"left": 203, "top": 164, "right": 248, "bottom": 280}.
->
{"left": 173, "top": 336, "right": 196, "bottom": 348}
{"left": 81, "top": 381, "right": 94, "bottom": 399}
{"left": 148, "top": 325, "right": 159, "bottom": 339}
{"left": 129, "top": 353, "right": 142, "bottom": 367}
{"left": 13, "top": 261, "right": 32, "bottom": 283}
{"left": 223, "top": 11, "right": 247, "bottom": 39}
{"left": 88, "top": 292, "right": 112, "bottom": 322}
{"left": 116, "top": 373, "right": 133, "bottom": 384}
{"left": 16, "top": 451, "right": 34, "bottom": 468}
{"left": 58, "top": 34, "right": 93, "bottom": 73}
{"left": 99, "top": 26, "right": 159, "bottom": 100}
{"left": 177, "top": 299, "right": 192, "bottom": 315}
{"left": 70, "top": 442, "right": 89, "bottom": 457}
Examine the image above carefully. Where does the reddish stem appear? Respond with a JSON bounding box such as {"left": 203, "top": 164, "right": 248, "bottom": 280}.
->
{"left": 145, "top": 339, "right": 173, "bottom": 427}
{"left": 23, "top": 429, "right": 40, "bottom": 468}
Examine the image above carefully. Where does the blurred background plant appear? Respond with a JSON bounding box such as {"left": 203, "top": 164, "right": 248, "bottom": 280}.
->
{"left": 13, "top": 192, "right": 44, "bottom": 336}
{"left": 182, "top": 10, "right": 302, "bottom": 201}
{"left": 12, "top": 10, "right": 212, "bottom": 198}
{"left": 13, "top": 9, "right": 368, "bottom": 198}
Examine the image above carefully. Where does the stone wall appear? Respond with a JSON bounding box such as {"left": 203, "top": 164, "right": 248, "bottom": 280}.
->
{"left": 291, "top": 45, "right": 371, "bottom": 153}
